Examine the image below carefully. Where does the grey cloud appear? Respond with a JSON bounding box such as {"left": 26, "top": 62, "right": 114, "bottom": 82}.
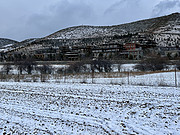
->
{"left": 26, "top": 0, "right": 96, "bottom": 39}
{"left": 0, "top": 0, "right": 56, "bottom": 41}
{"left": 103, "top": 0, "right": 147, "bottom": 25}
{"left": 0, "top": 0, "right": 96, "bottom": 41}
{"left": 104, "top": 0, "right": 141, "bottom": 15}
{"left": 0, "top": 0, "right": 179, "bottom": 41}
{"left": 152, "top": 0, "right": 180, "bottom": 17}
{"left": 104, "top": 0, "right": 125, "bottom": 15}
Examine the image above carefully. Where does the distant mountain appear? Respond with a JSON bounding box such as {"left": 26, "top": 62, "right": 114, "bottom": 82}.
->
{"left": 12, "top": 38, "right": 39, "bottom": 48}
{"left": 20, "top": 38, "right": 38, "bottom": 44}
{"left": 46, "top": 13, "right": 180, "bottom": 41}
{"left": 0, "top": 38, "right": 18, "bottom": 48}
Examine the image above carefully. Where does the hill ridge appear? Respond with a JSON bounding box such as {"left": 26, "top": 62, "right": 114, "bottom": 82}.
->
{"left": 46, "top": 12, "right": 180, "bottom": 40}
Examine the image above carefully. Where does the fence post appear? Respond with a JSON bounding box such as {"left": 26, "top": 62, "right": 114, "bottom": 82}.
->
{"left": 128, "top": 70, "right": 130, "bottom": 85}
{"left": 91, "top": 69, "right": 94, "bottom": 83}
{"left": 64, "top": 67, "right": 66, "bottom": 83}
{"left": 40, "top": 73, "right": 43, "bottom": 82}
{"left": 18, "top": 73, "right": 20, "bottom": 82}
{"left": 175, "top": 67, "right": 177, "bottom": 87}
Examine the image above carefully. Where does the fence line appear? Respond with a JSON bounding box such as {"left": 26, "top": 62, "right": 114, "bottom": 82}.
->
{"left": 0, "top": 70, "right": 179, "bottom": 87}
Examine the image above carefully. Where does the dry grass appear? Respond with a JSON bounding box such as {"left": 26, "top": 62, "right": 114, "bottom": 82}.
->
{"left": 0, "top": 70, "right": 178, "bottom": 82}
{"left": 65, "top": 70, "right": 178, "bottom": 79}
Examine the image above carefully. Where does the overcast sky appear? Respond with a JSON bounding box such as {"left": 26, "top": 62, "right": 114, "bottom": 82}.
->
{"left": 0, "top": 0, "right": 179, "bottom": 41}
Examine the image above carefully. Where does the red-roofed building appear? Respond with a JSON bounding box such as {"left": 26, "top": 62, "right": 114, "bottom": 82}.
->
{"left": 123, "top": 43, "right": 143, "bottom": 59}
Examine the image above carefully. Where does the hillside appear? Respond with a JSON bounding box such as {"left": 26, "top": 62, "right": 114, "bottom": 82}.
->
{"left": 0, "top": 12, "right": 179, "bottom": 58}
{"left": 1, "top": 13, "right": 180, "bottom": 49}
{"left": 0, "top": 38, "right": 18, "bottom": 48}
{"left": 46, "top": 13, "right": 180, "bottom": 41}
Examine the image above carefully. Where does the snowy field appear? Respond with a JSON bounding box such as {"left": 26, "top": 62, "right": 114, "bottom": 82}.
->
{"left": 0, "top": 82, "right": 179, "bottom": 135}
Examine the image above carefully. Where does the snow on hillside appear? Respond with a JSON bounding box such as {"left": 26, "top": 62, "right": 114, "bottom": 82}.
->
{"left": 47, "top": 26, "right": 127, "bottom": 39}
{"left": 153, "top": 19, "right": 180, "bottom": 46}
{"left": 0, "top": 38, "right": 17, "bottom": 48}
{"left": 153, "top": 33, "right": 179, "bottom": 47}
{"left": 0, "top": 81, "right": 179, "bottom": 134}
{"left": 46, "top": 13, "right": 179, "bottom": 38}
{"left": 0, "top": 44, "right": 15, "bottom": 52}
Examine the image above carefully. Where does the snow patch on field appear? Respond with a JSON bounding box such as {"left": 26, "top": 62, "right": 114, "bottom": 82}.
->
{"left": 0, "top": 81, "right": 179, "bottom": 134}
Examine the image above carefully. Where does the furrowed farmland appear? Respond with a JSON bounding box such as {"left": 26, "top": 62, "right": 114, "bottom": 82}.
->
{"left": 0, "top": 82, "right": 179, "bottom": 135}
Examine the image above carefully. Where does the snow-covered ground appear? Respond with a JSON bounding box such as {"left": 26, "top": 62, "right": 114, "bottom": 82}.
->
{"left": 0, "top": 81, "right": 179, "bottom": 135}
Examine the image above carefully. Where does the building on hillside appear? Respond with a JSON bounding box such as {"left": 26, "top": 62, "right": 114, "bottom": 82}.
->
{"left": 64, "top": 52, "right": 79, "bottom": 61}
{"left": 92, "top": 43, "right": 124, "bottom": 59}
{"left": 155, "top": 47, "right": 180, "bottom": 58}
{"left": 122, "top": 43, "right": 143, "bottom": 59}
{"left": 0, "top": 40, "right": 157, "bottom": 62}
{"left": 33, "top": 47, "right": 57, "bottom": 61}
{"left": 71, "top": 45, "right": 93, "bottom": 59}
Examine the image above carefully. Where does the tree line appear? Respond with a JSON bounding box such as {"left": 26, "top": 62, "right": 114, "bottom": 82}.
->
{"left": 1, "top": 55, "right": 180, "bottom": 76}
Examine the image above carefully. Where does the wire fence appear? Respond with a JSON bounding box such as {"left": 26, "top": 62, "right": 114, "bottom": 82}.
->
{"left": 0, "top": 70, "right": 179, "bottom": 87}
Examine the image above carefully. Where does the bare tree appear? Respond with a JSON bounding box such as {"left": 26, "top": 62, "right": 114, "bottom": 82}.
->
{"left": 37, "top": 64, "right": 52, "bottom": 74}
{"left": 66, "top": 61, "right": 87, "bottom": 73}
{"left": 14, "top": 58, "right": 37, "bottom": 74}
{"left": 115, "top": 61, "right": 122, "bottom": 72}
{"left": 90, "top": 60, "right": 112, "bottom": 72}
{"left": 59, "top": 59, "right": 112, "bottom": 74}
{"left": 135, "top": 55, "right": 169, "bottom": 71}
{"left": 2, "top": 63, "right": 12, "bottom": 75}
